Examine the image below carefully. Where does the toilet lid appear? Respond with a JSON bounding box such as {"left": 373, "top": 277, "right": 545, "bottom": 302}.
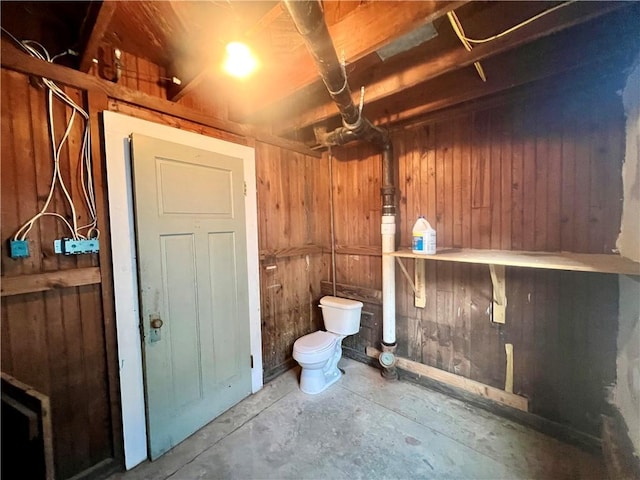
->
{"left": 294, "top": 331, "right": 337, "bottom": 354}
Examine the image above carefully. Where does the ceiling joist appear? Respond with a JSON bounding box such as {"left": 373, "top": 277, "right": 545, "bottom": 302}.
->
{"left": 274, "top": 0, "right": 628, "bottom": 134}
{"left": 79, "top": 2, "right": 117, "bottom": 72}
{"left": 240, "top": 0, "right": 468, "bottom": 117}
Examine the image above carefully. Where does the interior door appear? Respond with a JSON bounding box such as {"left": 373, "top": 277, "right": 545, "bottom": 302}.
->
{"left": 130, "top": 133, "right": 252, "bottom": 459}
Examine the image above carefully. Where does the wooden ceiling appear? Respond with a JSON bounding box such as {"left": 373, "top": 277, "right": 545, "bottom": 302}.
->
{"left": 2, "top": 1, "right": 639, "bottom": 146}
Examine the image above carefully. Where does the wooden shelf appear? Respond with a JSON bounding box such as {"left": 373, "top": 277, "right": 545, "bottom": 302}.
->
{"left": 388, "top": 248, "right": 640, "bottom": 276}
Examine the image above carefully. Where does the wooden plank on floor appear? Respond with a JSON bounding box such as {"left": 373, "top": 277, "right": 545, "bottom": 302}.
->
{"left": 366, "top": 346, "right": 528, "bottom": 412}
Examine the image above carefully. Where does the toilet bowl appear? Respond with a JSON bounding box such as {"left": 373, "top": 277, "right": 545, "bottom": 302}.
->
{"left": 292, "top": 296, "right": 363, "bottom": 394}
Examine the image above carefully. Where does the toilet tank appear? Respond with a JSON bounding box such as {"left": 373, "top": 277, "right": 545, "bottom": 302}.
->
{"left": 320, "top": 296, "right": 363, "bottom": 335}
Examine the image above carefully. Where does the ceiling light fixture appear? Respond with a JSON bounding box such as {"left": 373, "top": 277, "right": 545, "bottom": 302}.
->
{"left": 223, "top": 41, "right": 259, "bottom": 79}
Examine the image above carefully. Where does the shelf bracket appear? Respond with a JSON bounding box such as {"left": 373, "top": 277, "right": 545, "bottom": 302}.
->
{"left": 489, "top": 264, "right": 507, "bottom": 324}
{"left": 394, "top": 257, "right": 426, "bottom": 308}
{"left": 414, "top": 258, "right": 426, "bottom": 308}
{"left": 395, "top": 257, "right": 417, "bottom": 295}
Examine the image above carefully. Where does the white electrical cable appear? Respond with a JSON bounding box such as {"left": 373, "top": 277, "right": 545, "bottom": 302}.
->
{"left": 2, "top": 27, "right": 100, "bottom": 243}
{"left": 447, "top": 1, "right": 577, "bottom": 83}
{"left": 463, "top": 1, "right": 577, "bottom": 44}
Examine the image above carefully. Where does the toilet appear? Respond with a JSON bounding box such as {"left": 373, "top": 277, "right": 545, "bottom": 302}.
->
{"left": 292, "top": 296, "right": 363, "bottom": 394}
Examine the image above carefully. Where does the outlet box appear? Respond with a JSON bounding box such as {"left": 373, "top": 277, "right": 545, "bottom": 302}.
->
{"left": 54, "top": 238, "right": 100, "bottom": 255}
{"left": 9, "top": 240, "right": 29, "bottom": 258}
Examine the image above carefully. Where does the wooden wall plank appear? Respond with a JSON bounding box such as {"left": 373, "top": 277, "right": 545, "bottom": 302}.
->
{"left": 7, "top": 70, "right": 41, "bottom": 274}
{"left": 499, "top": 107, "right": 513, "bottom": 250}
{"left": 471, "top": 110, "right": 491, "bottom": 249}
{"left": 30, "top": 79, "right": 58, "bottom": 273}
{"left": 1, "top": 268, "right": 102, "bottom": 296}
{"left": 573, "top": 91, "right": 592, "bottom": 253}
{"left": 490, "top": 108, "right": 503, "bottom": 250}
{"left": 560, "top": 97, "right": 577, "bottom": 250}
{"left": 546, "top": 104, "right": 563, "bottom": 252}
{"left": 255, "top": 140, "right": 328, "bottom": 378}
{"left": 534, "top": 103, "right": 549, "bottom": 251}
{"left": 511, "top": 109, "right": 524, "bottom": 251}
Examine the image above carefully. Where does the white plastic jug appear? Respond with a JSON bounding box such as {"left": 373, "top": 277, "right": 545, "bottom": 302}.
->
{"left": 412, "top": 216, "right": 436, "bottom": 254}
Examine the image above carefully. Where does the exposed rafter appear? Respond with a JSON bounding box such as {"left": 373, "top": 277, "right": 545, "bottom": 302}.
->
{"left": 79, "top": 2, "right": 117, "bottom": 72}
{"left": 240, "top": 0, "right": 468, "bottom": 117}
{"left": 274, "top": 1, "right": 627, "bottom": 134}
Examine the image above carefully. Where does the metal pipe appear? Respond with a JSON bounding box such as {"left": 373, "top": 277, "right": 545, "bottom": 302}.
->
{"left": 285, "top": 0, "right": 398, "bottom": 379}
{"left": 329, "top": 148, "right": 337, "bottom": 297}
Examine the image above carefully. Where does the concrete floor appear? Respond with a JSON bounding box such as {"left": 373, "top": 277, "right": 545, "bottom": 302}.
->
{"left": 109, "top": 358, "right": 605, "bottom": 480}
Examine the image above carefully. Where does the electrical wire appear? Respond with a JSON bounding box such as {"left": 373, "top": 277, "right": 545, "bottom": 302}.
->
{"left": 447, "top": 1, "right": 577, "bottom": 83}
{"left": 2, "top": 27, "right": 100, "bottom": 242}
{"left": 462, "top": 1, "right": 577, "bottom": 45}
{"left": 446, "top": 11, "right": 486, "bottom": 82}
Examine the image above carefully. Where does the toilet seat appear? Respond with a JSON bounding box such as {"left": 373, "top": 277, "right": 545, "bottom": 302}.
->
{"left": 293, "top": 331, "right": 339, "bottom": 364}
{"left": 294, "top": 331, "right": 336, "bottom": 353}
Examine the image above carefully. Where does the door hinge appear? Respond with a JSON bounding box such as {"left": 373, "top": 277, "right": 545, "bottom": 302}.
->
{"left": 250, "top": 355, "right": 254, "bottom": 369}
{"left": 244, "top": 181, "right": 247, "bottom": 196}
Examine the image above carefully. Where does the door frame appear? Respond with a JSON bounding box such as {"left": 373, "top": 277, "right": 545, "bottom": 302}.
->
{"left": 102, "top": 112, "right": 262, "bottom": 469}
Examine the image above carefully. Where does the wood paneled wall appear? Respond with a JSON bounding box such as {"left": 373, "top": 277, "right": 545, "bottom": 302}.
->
{"left": 256, "top": 142, "right": 330, "bottom": 379}
{"left": 1, "top": 69, "right": 115, "bottom": 479}
{"left": 332, "top": 77, "right": 625, "bottom": 437}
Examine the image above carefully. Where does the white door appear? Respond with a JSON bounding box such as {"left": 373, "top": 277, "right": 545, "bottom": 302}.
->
{"left": 130, "top": 134, "right": 252, "bottom": 459}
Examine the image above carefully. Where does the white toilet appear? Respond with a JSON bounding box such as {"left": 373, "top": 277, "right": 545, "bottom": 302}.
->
{"left": 292, "top": 296, "right": 363, "bottom": 394}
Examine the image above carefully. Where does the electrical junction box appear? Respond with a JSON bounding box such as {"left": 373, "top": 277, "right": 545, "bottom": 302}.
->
{"left": 54, "top": 238, "right": 100, "bottom": 255}
{"left": 9, "top": 240, "right": 29, "bottom": 258}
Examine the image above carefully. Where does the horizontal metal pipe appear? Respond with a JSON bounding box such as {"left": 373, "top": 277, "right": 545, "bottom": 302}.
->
{"left": 284, "top": 0, "right": 360, "bottom": 127}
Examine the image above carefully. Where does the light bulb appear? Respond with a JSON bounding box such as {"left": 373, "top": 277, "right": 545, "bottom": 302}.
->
{"left": 223, "top": 42, "right": 259, "bottom": 79}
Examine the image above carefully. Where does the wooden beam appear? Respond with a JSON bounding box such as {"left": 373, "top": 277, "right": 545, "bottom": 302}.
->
{"left": 79, "top": 2, "right": 118, "bottom": 72}
{"left": 0, "top": 40, "right": 321, "bottom": 158}
{"left": 278, "top": 1, "right": 626, "bottom": 133}
{"left": 334, "top": 245, "right": 381, "bottom": 256}
{"left": 259, "top": 244, "right": 324, "bottom": 261}
{"left": 1, "top": 267, "right": 102, "bottom": 297}
{"left": 320, "top": 281, "right": 382, "bottom": 305}
{"left": 246, "top": 0, "right": 467, "bottom": 116}
{"left": 365, "top": 9, "right": 639, "bottom": 130}
{"left": 366, "top": 346, "right": 529, "bottom": 412}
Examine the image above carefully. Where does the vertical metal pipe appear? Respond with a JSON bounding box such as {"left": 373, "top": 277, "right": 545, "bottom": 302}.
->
{"left": 284, "top": 0, "right": 398, "bottom": 379}
{"left": 328, "top": 148, "right": 337, "bottom": 297}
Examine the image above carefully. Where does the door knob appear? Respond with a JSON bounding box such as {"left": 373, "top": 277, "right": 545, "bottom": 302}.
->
{"left": 150, "top": 318, "right": 163, "bottom": 329}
